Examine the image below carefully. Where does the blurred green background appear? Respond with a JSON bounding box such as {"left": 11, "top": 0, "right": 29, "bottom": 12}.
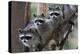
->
{"left": 30, "top": 3, "right": 37, "bottom": 18}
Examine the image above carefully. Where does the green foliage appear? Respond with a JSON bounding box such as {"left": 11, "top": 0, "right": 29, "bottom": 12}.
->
{"left": 30, "top": 3, "right": 37, "bottom": 18}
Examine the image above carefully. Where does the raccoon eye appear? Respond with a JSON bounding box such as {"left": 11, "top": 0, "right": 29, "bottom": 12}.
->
{"left": 48, "top": 17, "right": 50, "bottom": 19}
{"left": 35, "top": 20, "right": 44, "bottom": 23}
{"left": 50, "top": 13, "right": 54, "bottom": 16}
{"left": 21, "top": 36, "right": 32, "bottom": 40}
{"left": 50, "top": 13, "right": 60, "bottom": 16}
{"left": 53, "top": 13, "right": 60, "bottom": 16}
{"left": 35, "top": 19, "right": 44, "bottom": 25}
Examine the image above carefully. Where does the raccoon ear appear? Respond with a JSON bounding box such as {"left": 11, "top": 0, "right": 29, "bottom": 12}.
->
{"left": 55, "top": 6, "right": 60, "bottom": 10}
{"left": 33, "top": 14, "right": 37, "bottom": 17}
{"left": 18, "top": 28, "right": 23, "bottom": 33}
{"left": 41, "top": 13, "right": 45, "bottom": 17}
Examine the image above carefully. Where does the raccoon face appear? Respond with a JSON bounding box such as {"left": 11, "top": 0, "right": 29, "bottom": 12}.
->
{"left": 19, "top": 27, "right": 42, "bottom": 51}
{"left": 48, "top": 6, "right": 63, "bottom": 25}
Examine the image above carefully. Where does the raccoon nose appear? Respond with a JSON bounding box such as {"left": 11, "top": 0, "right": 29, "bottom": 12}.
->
{"left": 24, "top": 40, "right": 26, "bottom": 42}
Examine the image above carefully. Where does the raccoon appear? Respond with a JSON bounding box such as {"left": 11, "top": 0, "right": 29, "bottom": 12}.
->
{"left": 18, "top": 5, "right": 77, "bottom": 51}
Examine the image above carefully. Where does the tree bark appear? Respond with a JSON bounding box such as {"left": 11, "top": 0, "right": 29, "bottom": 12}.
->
{"left": 10, "top": 2, "right": 31, "bottom": 52}
{"left": 37, "top": 3, "right": 48, "bottom": 16}
{"left": 23, "top": 2, "right": 31, "bottom": 26}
